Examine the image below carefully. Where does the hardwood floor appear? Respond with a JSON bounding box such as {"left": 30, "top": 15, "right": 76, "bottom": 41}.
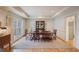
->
{"left": 13, "top": 37, "right": 71, "bottom": 49}
{"left": 13, "top": 36, "right": 78, "bottom": 52}
{"left": 13, "top": 48, "right": 79, "bottom": 52}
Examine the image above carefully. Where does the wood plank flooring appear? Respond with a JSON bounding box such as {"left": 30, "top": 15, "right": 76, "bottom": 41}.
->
{"left": 13, "top": 48, "right": 79, "bottom": 52}
{"left": 13, "top": 36, "right": 79, "bottom": 52}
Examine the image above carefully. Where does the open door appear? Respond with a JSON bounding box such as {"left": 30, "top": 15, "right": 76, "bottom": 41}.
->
{"left": 66, "top": 16, "right": 75, "bottom": 47}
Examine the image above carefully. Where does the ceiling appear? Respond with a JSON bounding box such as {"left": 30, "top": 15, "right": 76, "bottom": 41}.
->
{"left": 0, "top": 6, "right": 70, "bottom": 18}
{"left": 0, "top": 6, "right": 29, "bottom": 18}
{"left": 1, "top": 6, "right": 79, "bottom": 19}
{"left": 20, "top": 6, "right": 68, "bottom": 18}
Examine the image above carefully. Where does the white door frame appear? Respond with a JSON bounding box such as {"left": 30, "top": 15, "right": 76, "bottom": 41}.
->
{"left": 66, "top": 16, "right": 75, "bottom": 46}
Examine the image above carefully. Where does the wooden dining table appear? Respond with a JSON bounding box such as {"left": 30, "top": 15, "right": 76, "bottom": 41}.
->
{"left": 30, "top": 31, "right": 56, "bottom": 41}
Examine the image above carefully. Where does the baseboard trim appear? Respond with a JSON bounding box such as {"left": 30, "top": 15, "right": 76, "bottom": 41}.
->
{"left": 11, "top": 34, "right": 25, "bottom": 47}
{"left": 57, "top": 36, "right": 67, "bottom": 43}
{"left": 57, "top": 36, "right": 74, "bottom": 47}
{"left": 57, "top": 36, "right": 79, "bottom": 49}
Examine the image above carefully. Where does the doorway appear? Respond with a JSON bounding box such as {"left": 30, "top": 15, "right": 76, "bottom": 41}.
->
{"left": 66, "top": 16, "right": 75, "bottom": 47}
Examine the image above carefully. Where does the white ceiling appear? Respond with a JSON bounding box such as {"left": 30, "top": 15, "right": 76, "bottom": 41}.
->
{"left": 0, "top": 6, "right": 29, "bottom": 18}
{"left": 20, "top": 6, "right": 67, "bottom": 18}
{"left": 0, "top": 6, "right": 70, "bottom": 18}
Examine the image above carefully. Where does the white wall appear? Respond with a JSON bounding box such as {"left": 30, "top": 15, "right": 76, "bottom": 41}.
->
{"left": 75, "top": 12, "right": 79, "bottom": 48}
{"left": 0, "top": 9, "right": 8, "bottom": 27}
{"left": 52, "top": 7, "right": 79, "bottom": 48}
{"left": 26, "top": 18, "right": 54, "bottom": 33}
{"left": 53, "top": 16, "right": 66, "bottom": 39}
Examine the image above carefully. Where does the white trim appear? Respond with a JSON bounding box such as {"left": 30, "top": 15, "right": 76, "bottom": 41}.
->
{"left": 65, "top": 15, "right": 76, "bottom": 46}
